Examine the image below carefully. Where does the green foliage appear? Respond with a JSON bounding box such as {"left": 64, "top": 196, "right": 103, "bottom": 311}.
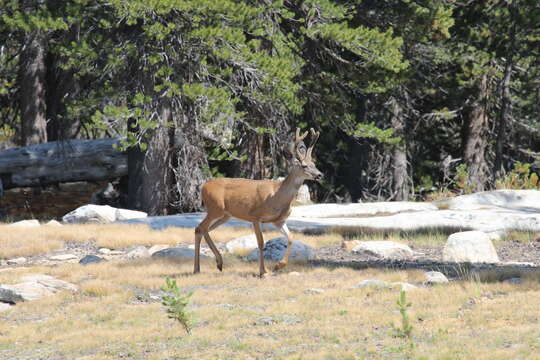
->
{"left": 161, "top": 277, "right": 193, "bottom": 335}
{"left": 394, "top": 290, "right": 414, "bottom": 348}
{"left": 453, "top": 164, "right": 476, "bottom": 195}
{"left": 496, "top": 162, "right": 540, "bottom": 190}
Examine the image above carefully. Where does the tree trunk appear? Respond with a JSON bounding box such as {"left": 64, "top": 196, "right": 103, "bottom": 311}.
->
{"left": 127, "top": 104, "right": 173, "bottom": 216}
{"left": 19, "top": 24, "right": 47, "bottom": 146}
{"left": 390, "top": 96, "right": 409, "bottom": 201}
{"left": 463, "top": 72, "right": 490, "bottom": 191}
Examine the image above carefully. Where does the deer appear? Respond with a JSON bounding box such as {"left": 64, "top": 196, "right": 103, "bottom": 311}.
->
{"left": 193, "top": 128, "right": 323, "bottom": 277}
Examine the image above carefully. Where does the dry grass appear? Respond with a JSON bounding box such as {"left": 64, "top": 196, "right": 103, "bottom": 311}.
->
{"left": 1, "top": 258, "right": 540, "bottom": 360}
{"left": 0, "top": 223, "right": 341, "bottom": 259}
{"left": 1, "top": 224, "right": 540, "bottom": 359}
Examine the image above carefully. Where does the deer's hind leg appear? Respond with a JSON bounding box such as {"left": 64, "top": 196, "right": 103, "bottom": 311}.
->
{"left": 194, "top": 213, "right": 226, "bottom": 273}
{"left": 203, "top": 215, "right": 230, "bottom": 271}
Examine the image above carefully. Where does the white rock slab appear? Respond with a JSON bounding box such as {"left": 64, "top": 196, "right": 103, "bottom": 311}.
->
{"left": 438, "top": 190, "right": 540, "bottom": 211}
{"left": 226, "top": 234, "right": 258, "bottom": 255}
{"left": 351, "top": 241, "right": 414, "bottom": 259}
{"left": 0, "top": 275, "right": 77, "bottom": 302}
{"left": 49, "top": 254, "right": 78, "bottom": 261}
{"left": 8, "top": 219, "right": 40, "bottom": 227}
{"left": 443, "top": 231, "right": 500, "bottom": 263}
{"left": 62, "top": 204, "right": 117, "bottom": 224}
{"left": 115, "top": 208, "right": 147, "bottom": 221}
{"left": 148, "top": 245, "right": 170, "bottom": 255}
{"left": 0, "top": 303, "right": 12, "bottom": 312}
{"left": 291, "top": 202, "right": 437, "bottom": 218}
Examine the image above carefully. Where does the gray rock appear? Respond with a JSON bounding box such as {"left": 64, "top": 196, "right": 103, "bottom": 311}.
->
{"left": 304, "top": 288, "right": 325, "bottom": 295}
{"left": 296, "top": 184, "right": 311, "bottom": 204}
{"left": 246, "top": 237, "right": 314, "bottom": 263}
{"left": 98, "top": 248, "right": 111, "bottom": 254}
{"left": 486, "top": 230, "right": 507, "bottom": 241}
{"left": 395, "top": 282, "right": 418, "bottom": 291}
{"left": 148, "top": 245, "right": 170, "bottom": 255}
{"left": 1, "top": 275, "right": 78, "bottom": 302}
{"left": 443, "top": 231, "right": 500, "bottom": 263}
{"left": 8, "top": 219, "right": 40, "bottom": 227}
{"left": 351, "top": 241, "right": 414, "bottom": 259}
{"left": 0, "top": 286, "right": 24, "bottom": 303}
{"left": 79, "top": 255, "right": 105, "bottom": 265}
{"left": 7, "top": 257, "right": 26, "bottom": 265}
{"left": 355, "top": 279, "right": 393, "bottom": 289}
{"left": 152, "top": 247, "right": 208, "bottom": 260}
{"left": 424, "top": 271, "right": 449, "bottom": 285}
{"left": 124, "top": 246, "right": 150, "bottom": 259}
{"left": 503, "top": 277, "right": 522, "bottom": 285}
{"left": 225, "top": 234, "right": 258, "bottom": 255}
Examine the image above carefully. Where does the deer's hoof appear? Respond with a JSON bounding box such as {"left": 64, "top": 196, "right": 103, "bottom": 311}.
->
{"left": 217, "top": 263, "right": 223, "bottom": 272}
{"left": 273, "top": 261, "right": 287, "bottom": 271}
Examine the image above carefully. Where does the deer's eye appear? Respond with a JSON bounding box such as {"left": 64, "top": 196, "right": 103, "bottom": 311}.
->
{"left": 302, "top": 164, "right": 308, "bottom": 169}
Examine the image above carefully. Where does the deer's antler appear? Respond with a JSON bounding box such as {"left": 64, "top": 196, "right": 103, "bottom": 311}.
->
{"left": 289, "top": 128, "right": 309, "bottom": 160}
{"left": 305, "top": 128, "right": 320, "bottom": 160}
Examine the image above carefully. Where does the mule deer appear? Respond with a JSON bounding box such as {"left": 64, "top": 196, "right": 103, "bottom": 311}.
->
{"left": 194, "top": 128, "right": 322, "bottom": 277}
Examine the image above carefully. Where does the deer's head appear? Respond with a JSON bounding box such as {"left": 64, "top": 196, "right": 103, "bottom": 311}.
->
{"left": 288, "top": 128, "right": 323, "bottom": 181}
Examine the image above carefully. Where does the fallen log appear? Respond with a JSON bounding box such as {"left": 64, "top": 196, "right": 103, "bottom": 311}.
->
{"left": 0, "top": 138, "right": 127, "bottom": 194}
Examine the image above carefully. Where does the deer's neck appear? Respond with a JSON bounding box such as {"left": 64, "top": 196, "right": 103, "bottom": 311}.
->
{"left": 274, "top": 171, "right": 304, "bottom": 207}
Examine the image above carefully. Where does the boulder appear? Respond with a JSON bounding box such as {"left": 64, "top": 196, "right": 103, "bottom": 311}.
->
{"left": 62, "top": 204, "right": 117, "bottom": 224}
{"left": 443, "top": 231, "right": 500, "bottom": 263}
{"left": 152, "top": 247, "right": 207, "bottom": 260}
{"left": 226, "top": 234, "right": 258, "bottom": 255}
{"left": 8, "top": 219, "right": 40, "bottom": 227}
{"left": 123, "top": 246, "right": 150, "bottom": 259}
{"left": 44, "top": 220, "right": 62, "bottom": 226}
{"left": 148, "top": 245, "right": 170, "bottom": 255}
{"left": 351, "top": 241, "right": 414, "bottom": 259}
{"left": 0, "top": 274, "right": 77, "bottom": 302}
{"left": 79, "top": 255, "right": 105, "bottom": 265}
{"left": 246, "top": 237, "right": 314, "bottom": 263}
{"left": 115, "top": 208, "right": 147, "bottom": 221}
{"left": 424, "top": 271, "right": 449, "bottom": 285}
{"left": 0, "top": 287, "right": 24, "bottom": 303}
{"left": 296, "top": 184, "right": 311, "bottom": 204}
{"left": 439, "top": 190, "right": 540, "bottom": 211}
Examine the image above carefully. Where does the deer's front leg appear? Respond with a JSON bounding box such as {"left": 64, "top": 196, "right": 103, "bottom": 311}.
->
{"left": 253, "top": 222, "right": 267, "bottom": 277}
{"left": 273, "top": 222, "right": 292, "bottom": 271}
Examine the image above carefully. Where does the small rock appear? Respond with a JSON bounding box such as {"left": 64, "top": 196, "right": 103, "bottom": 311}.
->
{"left": 8, "top": 219, "right": 40, "bottom": 227}
{"left": 44, "top": 220, "right": 63, "bottom": 226}
{"left": 115, "top": 208, "right": 147, "bottom": 221}
{"left": 395, "top": 282, "right": 418, "bottom": 291}
{"left": 123, "top": 246, "right": 150, "bottom": 259}
{"left": 356, "top": 279, "right": 393, "bottom": 289}
{"left": 7, "top": 257, "right": 26, "bottom": 265}
{"left": 254, "top": 317, "right": 276, "bottom": 326}
{"left": 246, "top": 237, "right": 314, "bottom": 263}
{"left": 304, "top": 288, "right": 324, "bottom": 295}
{"left": 49, "top": 254, "right": 78, "bottom": 261}
{"left": 108, "top": 250, "right": 124, "bottom": 255}
{"left": 443, "top": 231, "right": 500, "bottom": 263}
{"left": 503, "top": 261, "right": 535, "bottom": 267}
{"left": 503, "top": 277, "right": 522, "bottom": 285}
{"left": 79, "top": 255, "right": 105, "bottom": 265}
{"left": 0, "top": 303, "right": 12, "bottom": 312}
{"left": 98, "top": 248, "right": 111, "bottom": 254}
{"left": 226, "top": 234, "right": 258, "bottom": 255}
{"left": 148, "top": 245, "right": 170, "bottom": 255}
{"left": 0, "top": 287, "right": 24, "bottom": 303}
{"left": 341, "top": 240, "right": 362, "bottom": 251}
{"left": 424, "top": 271, "right": 449, "bottom": 285}
{"left": 351, "top": 241, "right": 414, "bottom": 259}
{"left": 288, "top": 272, "right": 301, "bottom": 276}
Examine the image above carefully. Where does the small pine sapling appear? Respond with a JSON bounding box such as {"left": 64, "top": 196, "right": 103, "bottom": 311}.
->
{"left": 161, "top": 276, "right": 193, "bottom": 334}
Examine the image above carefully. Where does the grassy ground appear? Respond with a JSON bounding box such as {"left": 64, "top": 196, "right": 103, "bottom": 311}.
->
{"left": 1, "top": 224, "right": 540, "bottom": 359}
